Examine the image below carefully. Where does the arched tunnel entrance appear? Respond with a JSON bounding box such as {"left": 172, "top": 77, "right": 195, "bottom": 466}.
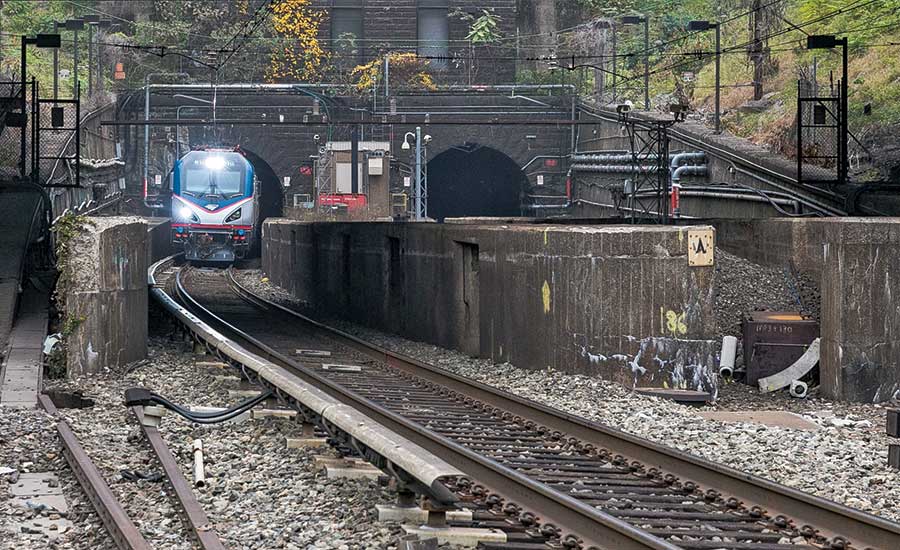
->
{"left": 426, "top": 144, "right": 525, "bottom": 221}
{"left": 239, "top": 147, "right": 284, "bottom": 223}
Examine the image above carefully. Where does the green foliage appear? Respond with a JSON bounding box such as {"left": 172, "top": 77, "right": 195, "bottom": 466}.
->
{"left": 51, "top": 213, "right": 94, "bottom": 313}
{"left": 48, "top": 212, "right": 94, "bottom": 379}
{"left": 466, "top": 11, "right": 503, "bottom": 44}
{"left": 0, "top": 0, "right": 74, "bottom": 88}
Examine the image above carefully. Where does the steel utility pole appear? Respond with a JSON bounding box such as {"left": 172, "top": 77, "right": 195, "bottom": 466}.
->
{"left": 414, "top": 126, "right": 423, "bottom": 219}
{"left": 643, "top": 17, "right": 650, "bottom": 110}
{"left": 688, "top": 20, "right": 721, "bottom": 133}
{"left": 715, "top": 23, "right": 721, "bottom": 133}
{"left": 622, "top": 15, "right": 650, "bottom": 110}
{"left": 20, "top": 34, "right": 61, "bottom": 178}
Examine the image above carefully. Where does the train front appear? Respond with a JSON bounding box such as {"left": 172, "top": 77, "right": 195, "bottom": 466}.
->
{"left": 171, "top": 149, "right": 256, "bottom": 262}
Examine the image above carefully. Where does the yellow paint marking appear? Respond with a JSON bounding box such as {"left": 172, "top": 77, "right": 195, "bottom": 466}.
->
{"left": 542, "top": 280, "right": 551, "bottom": 314}
{"left": 664, "top": 310, "right": 688, "bottom": 336}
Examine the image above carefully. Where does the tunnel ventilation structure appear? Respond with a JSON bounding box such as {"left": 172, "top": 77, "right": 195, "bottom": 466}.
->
{"left": 426, "top": 144, "right": 525, "bottom": 221}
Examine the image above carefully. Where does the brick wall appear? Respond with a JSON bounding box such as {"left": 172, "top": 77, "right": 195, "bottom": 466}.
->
{"left": 313, "top": 0, "right": 518, "bottom": 85}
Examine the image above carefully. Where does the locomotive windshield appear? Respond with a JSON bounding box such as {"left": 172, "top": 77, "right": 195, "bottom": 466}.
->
{"left": 181, "top": 152, "right": 247, "bottom": 199}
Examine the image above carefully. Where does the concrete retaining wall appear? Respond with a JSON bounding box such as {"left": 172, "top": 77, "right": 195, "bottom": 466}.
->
{"left": 819, "top": 220, "right": 900, "bottom": 402}
{"left": 65, "top": 217, "right": 148, "bottom": 376}
{"left": 713, "top": 218, "right": 826, "bottom": 277}
{"left": 264, "top": 219, "right": 719, "bottom": 393}
{"left": 715, "top": 217, "right": 900, "bottom": 402}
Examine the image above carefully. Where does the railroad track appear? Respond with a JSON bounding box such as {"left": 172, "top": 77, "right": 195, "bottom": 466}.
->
{"left": 154, "top": 260, "right": 900, "bottom": 550}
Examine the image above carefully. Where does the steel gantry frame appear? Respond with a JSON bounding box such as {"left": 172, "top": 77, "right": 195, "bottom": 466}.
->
{"left": 621, "top": 113, "right": 675, "bottom": 223}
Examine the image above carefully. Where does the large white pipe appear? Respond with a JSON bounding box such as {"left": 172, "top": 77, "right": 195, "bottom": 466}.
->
{"left": 790, "top": 380, "right": 809, "bottom": 399}
{"left": 192, "top": 439, "right": 205, "bottom": 487}
{"left": 719, "top": 336, "right": 737, "bottom": 378}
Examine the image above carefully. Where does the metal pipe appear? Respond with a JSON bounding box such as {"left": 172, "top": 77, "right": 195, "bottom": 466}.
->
{"left": 670, "top": 152, "right": 706, "bottom": 169}
{"left": 678, "top": 189, "right": 796, "bottom": 206}
{"left": 719, "top": 336, "right": 737, "bottom": 378}
{"left": 373, "top": 111, "right": 564, "bottom": 116}
{"left": 20, "top": 36, "right": 27, "bottom": 178}
{"left": 678, "top": 185, "right": 800, "bottom": 207}
{"left": 192, "top": 439, "right": 205, "bottom": 487}
{"left": 87, "top": 24, "right": 92, "bottom": 96}
{"left": 521, "top": 155, "right": 567, "bottom": 171}
{"left": 53, "top": 22, "right": 59, "bottom": 101}
{"left": 351, "top": 126, "right": 359, "bottom": 194}
{"left": 509, "top": 94, "right": 552, "bottom": 107}
{"left": 577, "top": 101, "right": 849, "bottom": 215}
{"left": 714, "top": 24, "right": 721, "bottom": 134}
{"left": 572, "top": 154, "right": 634, "bottom": 164}
{"left": 643, "top": 17, "right": 650, "bottom": 110}
{"left": 571, "top": 164, "right": 658, "bottom": 173}
{"left": 571, "top": 152, "right": 704, "bottom": 165}
{"left": 670, "top": 165, "right": 707, "bottom": 184}
{"left": 72, "top": 30, "right": 78, "bottom": 96}
{"left": 526, "top": 204, "right": 570, "bottom": 210}
{"left": 384, "top": 54, "right": 389, "bottom": 98}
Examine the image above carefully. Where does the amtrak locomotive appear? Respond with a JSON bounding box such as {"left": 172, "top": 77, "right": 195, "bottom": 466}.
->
{"left": 171, "top": 148, "right": 258, "bottom": 262}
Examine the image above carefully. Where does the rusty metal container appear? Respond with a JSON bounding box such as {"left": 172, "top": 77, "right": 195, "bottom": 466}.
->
{"left": 741, "top": 311, "right": 819, "bottom": 386}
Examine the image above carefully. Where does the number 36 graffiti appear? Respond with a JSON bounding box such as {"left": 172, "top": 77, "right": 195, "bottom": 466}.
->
{"left": 661, "top": 308, "right": 688, "bottom": 336}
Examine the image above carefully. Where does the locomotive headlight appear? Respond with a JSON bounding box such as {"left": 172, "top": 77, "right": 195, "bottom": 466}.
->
{"left": 179, "top": 206, "right": 192, "bottom": 219}
{"left": 225, "top": 208, "right": 242, "bottom": 223}
{"left": 204, "top": 156, "right": 226, "bottom": 171}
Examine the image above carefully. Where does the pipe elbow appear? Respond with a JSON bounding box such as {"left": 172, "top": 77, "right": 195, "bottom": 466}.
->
{"left": 670, "top": 152, "right": 707, "bottom": 170}
{"left": 671, "top": 165, "right": 708, "bottom": 184}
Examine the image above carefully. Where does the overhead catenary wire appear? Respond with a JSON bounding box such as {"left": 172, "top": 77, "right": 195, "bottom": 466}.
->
{"left": 614, "top": 0, "right": 884, "bottom": 88}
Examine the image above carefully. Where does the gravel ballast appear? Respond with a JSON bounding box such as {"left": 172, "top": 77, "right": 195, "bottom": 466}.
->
{"left": 713, "top": 249, "right": 820, "bottom": 338}
{"left": 0, "top": 407, "right": 112, "bottom": 550}
{"left": 46, "top": 336, "right": 452, "bottom": 549}
{"left": 237, "top": 269, "right": 900, "bottom": 524}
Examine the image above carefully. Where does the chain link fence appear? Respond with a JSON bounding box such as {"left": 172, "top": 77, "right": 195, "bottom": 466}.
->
{"left": 797, "top": 78, "right": 840, "bottom": 184}
{"left": 35, "top": 99, "right": 79, "bottom": 187}
{"left": 0, "top": 81, "right": 26, "bottom": 179}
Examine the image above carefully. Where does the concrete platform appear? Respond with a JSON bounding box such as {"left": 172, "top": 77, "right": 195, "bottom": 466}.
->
{"left": 0, "top": 287, "right": 48, "bottom": 409}
{"left": 0, "top": 183, "right": 42, "bottom": 353}
{"left": 8, "top": 473, "right": 73, "bottom": 540}
{"left": 401, "top": 525, "right": 506, "bottom": 547}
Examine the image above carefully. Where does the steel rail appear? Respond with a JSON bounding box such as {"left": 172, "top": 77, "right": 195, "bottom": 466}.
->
{"left": 223, "top": 270, "right": 900, "bottom": 550}
{"left": 170, "top": 267, "right": 678, "bottom": 550}
{"left": 149, "top": 257, "right": 468, "bottom": 507}
{"left": 37, "top": 394, "right": 151, "bottom": 550}
{"left": 130, "top": 405, "right": 226, "bottom": 550}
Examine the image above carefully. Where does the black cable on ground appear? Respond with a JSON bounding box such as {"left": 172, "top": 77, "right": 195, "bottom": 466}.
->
{"left": 125, "top": 387, "right": 274, "bottom": 424}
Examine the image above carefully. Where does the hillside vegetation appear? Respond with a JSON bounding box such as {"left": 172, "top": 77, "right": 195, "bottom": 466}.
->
{"left": 579, "top": 0, "right": 900, "bottom": 179}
